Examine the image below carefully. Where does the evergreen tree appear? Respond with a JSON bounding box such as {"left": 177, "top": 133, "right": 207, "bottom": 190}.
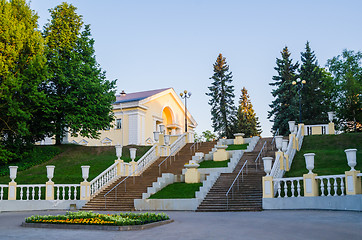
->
{"left": 43, "top": 3, "right": 116, "bottom": 144}
{"left": 327, "top": 49, "right": 362, "bottom": 132}
{"left": 268, "top": 47, "right": 299, "bottom": 135}
{"left": 206, "top": 54, "right": 236, "bottom": 138}
{"left": 235, "top": 87, "right": 262, "bottom": 137}
{"left": 299, "top": 42, "right": 331, "bottom": 124}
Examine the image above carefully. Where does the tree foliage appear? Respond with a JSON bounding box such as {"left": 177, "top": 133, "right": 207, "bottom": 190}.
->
{"left": 327, "top": 50, "right": 362, "bottom": 132}
{"left": 206, "top": 54, "right": 236, "bottom": 138}
{"left": 268, "top": 47, "right": 299, "bottom": 135}
{"left": 43, "top": 3, "right": 116, "bottom": 144}
{"left": 235, "top": 87, "right": 261, "bottom": 137}
{"left": 0, "top": 0, "right": 49, "bottom": 163}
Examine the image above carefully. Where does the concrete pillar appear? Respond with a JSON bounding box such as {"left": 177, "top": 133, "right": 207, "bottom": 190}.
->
{"left": 298, "top": 123, "right": 305, "bottom": 136}
{"left": 284, "top": 154, "right": 290, "bottom": 171}
{"left": 345, "top": 170, "right": 361, "bottom": 195}
{"left": 184, "top": 163, "right": 200, "bottom": 183}
{"left": 213, "top": 145, "right": 229, "bottom": 161}
{"left": 80, "top": 181, "right": 91, "bottom": 200}
{"left": 276, "top": 151, "right": 284, "bottom": 170}
{"left": 303, "top": 173, "right": 318, "bottom": 197}
{"left": 45, "top": 181, "right": 55, "bottom": 200}
{"left": 8, "top": 182, "right": 17, "bottom": 200}
{"left": 130, "top": 161, "right": 138, "bottom": 176}
{"left": 234, "top": 133, "right": 245, "bottom": 145}
{"left": 262, "top": 176, "right": 274, "bottom": 198}
{"left": 328, "top": 122, "right": 335, "bottom": 135}
{"left": 115, "top": 159, "right": 124, "bottom": 176}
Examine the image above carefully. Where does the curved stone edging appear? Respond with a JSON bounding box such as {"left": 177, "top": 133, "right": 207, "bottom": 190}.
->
{"left": 21, "top": 219, "right": 174, "bottom": 231}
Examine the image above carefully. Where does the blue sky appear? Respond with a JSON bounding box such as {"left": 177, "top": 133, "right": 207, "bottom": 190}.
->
{"left": 30, "top": 0, "right": 362, "bottom": 137}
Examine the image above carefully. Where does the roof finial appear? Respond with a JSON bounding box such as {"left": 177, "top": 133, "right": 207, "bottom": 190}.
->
{"left": 120, "top": 90, "right": 126, "bottom": 96}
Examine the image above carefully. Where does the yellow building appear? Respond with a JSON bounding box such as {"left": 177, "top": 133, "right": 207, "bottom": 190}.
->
{"left": 67, "top": 88, "right": 197, "bottom": 146}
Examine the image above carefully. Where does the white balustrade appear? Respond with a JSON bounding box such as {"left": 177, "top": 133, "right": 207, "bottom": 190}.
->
{"left": 90, "top": 162, "right": 118, "bottom": 196}
{"left": 0, "top": 184, "right": 8, "bottom": 200}
{"left": 54, "top": 184, "right": 80, "bottom": 200}
{"left": 170, "top": 133, "right": 187, "bottom": 154}
{"left": 316, "top": 175, "right": 345, "bottom": 196}
{"left": 273, "top": 177, "right": 303, "bottom": 198}
{"left": 137, "top": 145, "right": 158, "bottom": 175}
{"left": 17, "top": 184, "right": 46, "bottom": 200}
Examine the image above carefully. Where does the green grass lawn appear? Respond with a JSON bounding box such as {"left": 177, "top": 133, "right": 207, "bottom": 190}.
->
{"left": 0, "top": 144, "right": 151, "bottom": 184}
{"left": 198, "top": 160, "right": 230, "bottom": 168}
{"left": 149, "top": 182, "right": 203, "bottom": 199}
{"left": 226, "top": 144, "right": 248, "bottom": 151}
{"left": 285, "top": 133, "right": 362, "bottom": 177}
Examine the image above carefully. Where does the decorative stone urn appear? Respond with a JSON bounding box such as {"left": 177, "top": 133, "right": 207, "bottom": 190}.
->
{"left": 282, "top": 140, "right": 288, "bottom": 152}
{"left": 9, "top": 166, "right": 18, "bottom": 182}
{"left": 262, "top": 157, "right": 273, "bottom": 176}
{"left": 46, "top": 165, "right": 55, "bottom": 182}
{"left": 81, "top": 166, "right": 90, "bottom": 182}
{"left": 288, "top": 121, "right": 295, "bottom": 133}
{"left": 275, "top": 136, "right": 283, "bottom": 151}
{"left": 164, "top": 135, "right": 170, "bottom": 145}
{"left": 159, "top": 124, "right": 165, "bottom": 134}
{"left": 327, "top": 112, "right": 335, "bottom": 123}
{"left": 153, "top": 131, "right": 160, "bottom": 142}
{"left": 130, "top": 148, "right": 137, "bottom": 162}
{"left": 345, "top": 149, "right": 357, "bottom": 171}
{"left": 115, "top": 145, "right": 122, "bottom": 160}
{"left": 304, "top": 153, "right": 315, "bottom": 174}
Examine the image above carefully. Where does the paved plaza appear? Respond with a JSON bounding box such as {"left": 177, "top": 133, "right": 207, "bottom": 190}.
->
{"left": 0, "top": 210, "right": 361, "bottom": 240}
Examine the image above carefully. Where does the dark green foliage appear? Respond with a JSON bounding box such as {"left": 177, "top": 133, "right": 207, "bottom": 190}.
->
{"left": 299, "top": 42, "right": 333, "bottom": 124}
{"left": 43, "top": 3, "right": 116, "bottom": 144}
{"left": 235, "top": 87, "right": 262, "bottom": 136}
{"left": 198, "top": 160, "right": 230, "bottom": 168}
{"left": 149, "top": 182, "right": 203, "bottom": 199}
{"left": 0, "top": 146, "right": 60, "bottom": 177}
{"left": 206, "top": 54, "right": 237, "bottom": 138}
{"left": 268, "top": 47, "right": 299, "bottom": 136}
{"left": 0, "top": 0, "right": 51, "bottom": 162}
{"left": 327, "top": 50, "right": 362, "bottom": 132}
{"left": 285, "top": 133, "right": 362, "bottom": 177}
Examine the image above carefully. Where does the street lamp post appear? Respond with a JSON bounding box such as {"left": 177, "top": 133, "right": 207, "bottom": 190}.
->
{"left": 180, "top": 90, "right": 192, "bottom": 133}
{"left": 292, "top": 78, "right": 306, "bottom": 123}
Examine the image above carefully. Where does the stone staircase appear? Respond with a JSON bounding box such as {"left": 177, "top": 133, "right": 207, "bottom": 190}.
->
{"left": 82, "top": 141, "right": 216, "bottom": 211}
{"left": 196, "top": 138, "right": 275, "bottom": 212}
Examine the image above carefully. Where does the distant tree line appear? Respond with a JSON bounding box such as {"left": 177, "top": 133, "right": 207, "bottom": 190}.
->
{"left": 0, "top": 0, "right": 116, "bottom": 164}
{"left": 269, "top": 42, "right": 362, "bottom": 135}
{"left": 206, "top": 54, "right": 262, "bottom": 139}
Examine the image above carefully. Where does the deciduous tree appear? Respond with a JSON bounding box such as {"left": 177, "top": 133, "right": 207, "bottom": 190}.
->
{"left": 43, "top": 3, "right": 116, "bottom": 144}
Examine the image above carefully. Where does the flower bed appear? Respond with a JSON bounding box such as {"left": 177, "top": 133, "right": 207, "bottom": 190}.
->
{"left": 25, "top": 211, "right": 170, "bottom": 226}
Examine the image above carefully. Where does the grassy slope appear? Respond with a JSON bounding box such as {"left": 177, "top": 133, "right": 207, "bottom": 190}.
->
{"left": 226, "top": 144, "right": 248, "bottom": 151}
{"left": 285, "top": 133, "right": 362, "bottom": 177}
{"left": 0, "top": 144, "right": 150, "bottom": 184}
{"left": 149, "top": 182, "right": 203, "bottom": 199}
{"left": 198, "top": 160, "right": 230, "bottom": 168}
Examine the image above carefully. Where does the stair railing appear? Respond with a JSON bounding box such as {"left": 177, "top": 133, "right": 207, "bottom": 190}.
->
{"left": 255, "top": 141, "right": 266, "bottom": 171}
{"left": 103, "top": 163, "right": 144, "bottom": 208}
{"left": 226, "top": 160, "right": 248, "bottom": 210}
{"left": 190, "top": 141, "right": 201, "bottom": 154}
{"left": 135, "top": 144, "right": 158, "bottom": 175}
{"left": 158, "top": 133, "right": 186, "bottom": 173}
{"left": 158, "top": 149, "right": 177, "bottom": 175}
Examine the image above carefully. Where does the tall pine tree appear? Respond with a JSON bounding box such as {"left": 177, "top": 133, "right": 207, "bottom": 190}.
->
{"left": 206, "top": 54, "right": 236, "bottom": 138}
{"left": 235, "top": 87, "right": 261, "bottom": 137}
{"left": 43, "top": 3, "right": 116, "bottom": 144}
{"left": 299, "top": 41, "right": 330, "bottom": 124}
{"left": 268, "top": 47, "right": 299, "bottom": 135}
